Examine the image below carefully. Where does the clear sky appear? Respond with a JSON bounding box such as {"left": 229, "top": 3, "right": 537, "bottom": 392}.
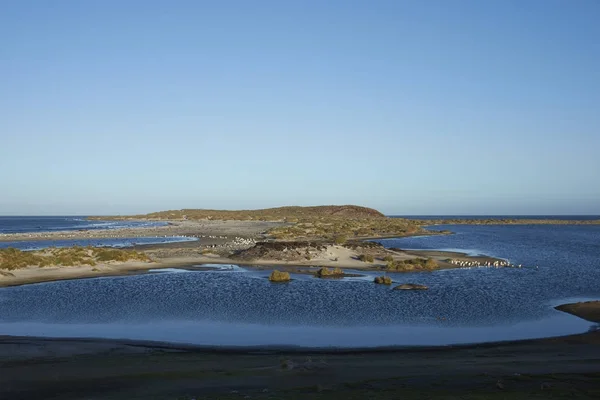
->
{"left": 1, "top": 0, "right": 599, "bottom": 215}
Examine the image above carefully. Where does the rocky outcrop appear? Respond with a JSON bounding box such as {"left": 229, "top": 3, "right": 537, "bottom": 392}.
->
{"left": 393, "top": 283, "right": 428, "bottom": 290}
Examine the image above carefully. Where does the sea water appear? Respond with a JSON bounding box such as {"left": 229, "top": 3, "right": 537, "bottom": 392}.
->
{"left": 0, "top": 216, "right": 196, "bottom": 249}
{"left": 0, "top": 216, "right": 168, "bottom": 234}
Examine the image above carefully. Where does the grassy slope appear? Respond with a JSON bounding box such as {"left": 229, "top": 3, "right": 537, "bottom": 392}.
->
{"left": 0, "top": 247, "right": 150, "bottom": 270}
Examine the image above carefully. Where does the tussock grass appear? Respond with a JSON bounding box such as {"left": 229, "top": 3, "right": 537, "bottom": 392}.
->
{"left": 269, "top": 270, "right": 291, "bottom": 282}
{"left": 315, "top": 267, "right": 344, "bottom": 277}
{"left": 333, "top": 235, "right": 348, "bottom": 244}
{"left": 386, "top": 257, "right": 438, "bottom": 272}
{"left": 0, "top": 246, "right": 151, "bottom": 271}
{"left": 358, "top": 254, "right": 374, "bottom": 263}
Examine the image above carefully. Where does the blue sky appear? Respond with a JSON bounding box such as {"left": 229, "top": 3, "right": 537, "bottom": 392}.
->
{"left": 1, "top": 0, "right": 599, "bottom": 215}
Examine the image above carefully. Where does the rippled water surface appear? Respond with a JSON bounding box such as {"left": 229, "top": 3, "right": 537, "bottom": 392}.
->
{"left": 0, "top": 236, "right": 197, "bottom": 250}
{"left": 1, "top": 225, "right": 599, "bottom": 347}
{"left": 0, "top": 216, "right": 167, "bottom": 234}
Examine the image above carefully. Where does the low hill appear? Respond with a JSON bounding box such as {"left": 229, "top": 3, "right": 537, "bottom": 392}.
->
{"left": 92, "top": 205, "right": 386, "bottom": 221}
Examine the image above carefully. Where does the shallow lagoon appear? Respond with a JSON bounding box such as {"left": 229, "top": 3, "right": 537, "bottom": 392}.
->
{"left": 1, "top": 225, "right": 599, "bottom": 348}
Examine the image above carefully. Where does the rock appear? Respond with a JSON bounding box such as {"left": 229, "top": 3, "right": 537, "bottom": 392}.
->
{"left": 393, "top": 283, "right": 428, "bottom": 290}
{"left": 269, "top": 270, "right": 291, "bottom": 282}
{"left": 374, "top": 276, "right": 392, "bottom": 285}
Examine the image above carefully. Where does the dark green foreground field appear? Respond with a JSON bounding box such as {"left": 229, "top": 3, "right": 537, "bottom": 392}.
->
{"left": 2, "top": 329, "right": 600, "bottom": 400}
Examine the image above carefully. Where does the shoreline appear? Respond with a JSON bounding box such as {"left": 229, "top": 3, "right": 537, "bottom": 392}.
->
{"left": 0, "top": 219, "right": 283, "bottom": 242}
{"left": 2, "top": 324, "right": 600, "bottom": 355}
{"left": 0, "top": 246, "right": 508, "bottom": 288}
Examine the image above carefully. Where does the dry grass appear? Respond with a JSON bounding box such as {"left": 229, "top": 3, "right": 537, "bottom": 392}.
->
{"left": 0, "top": 247, "right": 151, "bottom": 271}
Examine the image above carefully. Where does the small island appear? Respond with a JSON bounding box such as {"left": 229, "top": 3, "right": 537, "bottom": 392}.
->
{"left": 0, "top": 205, "right": 521, "bottom": 287}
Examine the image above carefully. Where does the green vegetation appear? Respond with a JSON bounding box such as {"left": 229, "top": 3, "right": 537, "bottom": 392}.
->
{"left": 374, "top": 275, "right": 393, "bottom": 285}
{"left": 358, "top": 254, "right": 374, "bottom": 263}
{"left": 93, "top": 248, "right": 150, "bottom": 263}
{"left": 0, "top": 247, "right": 151, "bottom": 271}
{"left": 383, "top": 255, "right": 394, "bottom": 262}
{"left": 268, "top": 270, "right": 291, "bottom": 282}
{"left": 315, "top": 267, "right": 344, "bottom": 277}
{"left": 386, "top": 257, "right": 438, "bottom": 272}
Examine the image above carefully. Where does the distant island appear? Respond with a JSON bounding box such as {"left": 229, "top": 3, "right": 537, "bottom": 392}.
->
{"left": 89, "top": 205, "right": 388, "bottom": 221}
{"left": 90, "top": 205, "right": 600, "bottom": 227}
{"left": 89, "top": 205, "right": 429, "bottom": 241}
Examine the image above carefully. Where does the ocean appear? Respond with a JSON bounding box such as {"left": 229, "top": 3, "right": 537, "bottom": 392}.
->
{"left": 0, "top": 216, "right": 167, "bottom": 234}
{"left": 392, "top": 215, "right": 600, "bottom": 220}
{"left": 0, "top": 216, "right": 196, "bottom": 249}
{"left": 1, "top": 221, "right": 599, "bottom": 347}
